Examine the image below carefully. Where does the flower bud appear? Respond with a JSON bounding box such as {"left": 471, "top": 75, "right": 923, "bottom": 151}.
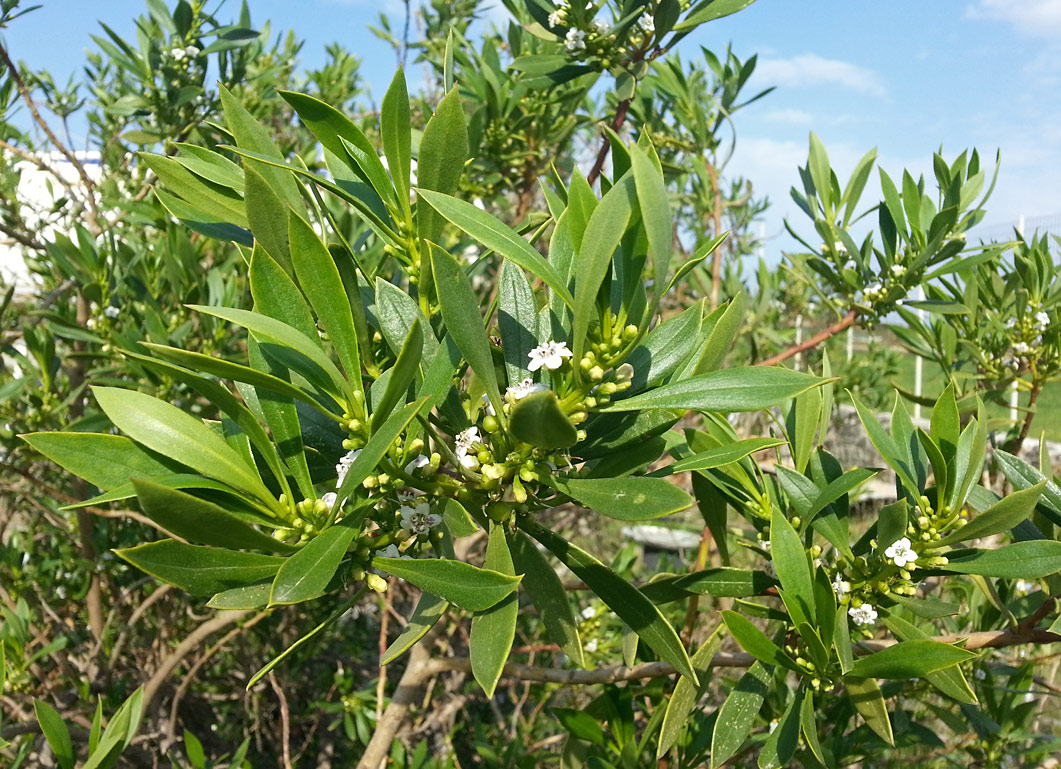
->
{"left": 367, "top": 574, "right": 388, "bottom": 593}
{"left": 483, "top": 415, "right": 500, "bottom": 433}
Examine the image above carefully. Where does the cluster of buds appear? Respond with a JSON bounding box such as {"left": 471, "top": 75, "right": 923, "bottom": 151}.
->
{"left": 273, "top": 493, "right": 341, "bottom": 543}
{"left": 993, "top": 304, "right": 1051, "bottom": 374}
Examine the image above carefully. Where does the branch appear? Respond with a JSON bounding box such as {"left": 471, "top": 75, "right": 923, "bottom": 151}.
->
{"left": 757, "top": 310, "right": 857, "bottom": 367}
{"left": 586, "top": 98, "right": 631, "bottom": 188}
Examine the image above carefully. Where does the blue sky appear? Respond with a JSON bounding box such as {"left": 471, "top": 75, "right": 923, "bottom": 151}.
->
{"left": 7, "top": 0, "right": 1061, "bottom": 257}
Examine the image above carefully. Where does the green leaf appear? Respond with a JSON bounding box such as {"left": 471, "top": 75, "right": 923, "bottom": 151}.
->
{"left": 510, "top": 531, "right": 585, "bottom": 668}
{"left": 882, "top": 614, "right": 976, "bottom": 704}
{"left": 381, "top": 591, "right": 450, "bottom": 665}
{"left": 710, "top": 661, "right": 771, "bottom": 767}
{"left": 497, "top": 260, "right": 540, "bottom": 386}
{"left": 521, "top": 518, "right": 696, "bottom": 682}
{"left": 545, "top": 475, "right": 693, "bottom": 521}
{"left": 416, "top": 85, "right": 468, "bottom": 244}
{"left": 770, "top": 507, "right": 816, "bottom": 626}
{"left": 789, "top": 386, "right": 822, "bottom": 474}
{"left": 936, "top": 481, "right": 1045, "bottom": 546}
{"left": 92, "top": 387, "right": 274, "bottom": 508}
{"left": 269, "top": 517, "right": 360, "bottom": 605}
{"left": 665, "top": 437, "right": 784, "bottom": 475}
{"left": 573, "top": 174, "right": 636, "bottom": 367}
{"left": 22, "top": 432, "right": 183, "bottom": 491}
{"left": 381, "top": 68, "right": 412, "bottom": 219}
{"left": 599, "top": 367, "right": 825, "bottom": 413}
{"left": 931, "top": 383, "right": 960, "bottom": 450}
{"left": 641, "top": 568, "right": 775, "bottom": 603}
{"left": 34, "top": 700, "right": 75, "bottom": 769}
{"left": 207, "top": 581, "right": 272, "bottom": 610}
{"left": 657, "top": 628, "right": 725, "bottom": 757}
{"left": 845, "top": 675, "right": 893, "bottom": 745}
{"left": 190, "top": 305, "right": 348, "bottom": 401}
{"left": 131, "top": 479, "right": 292, "bottom": 552}
{"left": 758, "top": 684, "right": 803, "bottom": 769}
{"left": 370, "top": 319, "right": 423, "bottom": 433}
{"left": 115, "top": 540, "right": 283, "bottom": 595}
{"left": 288, "top": 214, "right": 364, "bottom": 398}
{"left": 509, "top": 390, "right": 578, "bottom": 449}
{"left": 938, "top": 541, "right": 1061, "bottom": 579}
{"left": 416, "top": 189, "right": 574, "bottom": 308}
{"left": 995, "top": 449, "right": 1061, "bottom": 529}
{"left": 631, "top": 145, "right": 671, "bottom": 306}
{"left": 470, "top": 524, "right": 519, "bottom": 697}
{"left": 847, "top": 640, "right": 975, "bottom": 679}
{"left": 695, "top": 292, "right": 744, "bottom": 374}
{"left": 219, "top": 84, "right": 300, "bottom": 208}
{"left": 800, "top": 690, "right": 827, "bottom": 765}
{"left": 372, "top": 556, "right": 520, "bottom": 611}
{"left": 140, "top": 153, "right": 247, "bottom": 226}
{"left": 807, "top": 132, "right": 833, "bottom": 215}
{"left": 243, "top": 164, "right": 291, "bottom": 273}
{"left": 721, "top": 610, "right": 799, "bottom": 672}
{"left": 430, "top": 245, "right": 504, "bottom": 420}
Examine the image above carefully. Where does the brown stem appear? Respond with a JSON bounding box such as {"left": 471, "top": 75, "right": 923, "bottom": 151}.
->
{"left": 707, "top": 163, "right": 724, "bottom": 310}
{"left": 758, "top": 310, "right": 857, "bottom": 367}
{"left": 1013, "top": 384, "right": 1041, "bottom": 457}
{"left": 586, "top": 98, "right": 632, "bottom": 188}
{"left": 268, "top": 673, "right": 295, "bottom": 769}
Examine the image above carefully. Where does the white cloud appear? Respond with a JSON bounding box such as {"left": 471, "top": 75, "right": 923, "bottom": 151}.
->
{"left": 762, "top": 108, "right": 815, "bottom": 126}
{"left": 966, "top": 0, "right": 1061, "bottom": 37}
{"left": 754, "top": 54, "right": 887, "bottom": 97}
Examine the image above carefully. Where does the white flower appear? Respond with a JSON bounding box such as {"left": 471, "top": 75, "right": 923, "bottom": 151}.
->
{"left": 565, "top": 28, "right": 586, "bottom": 51}
{"left": 404, "top": 454, "right": 431, "bottom": 474}
{"left": 373, "top": 544, "right": 410, "bottom": 575}
{"left": 336, "top": 449, "right": 362, "bottom": 487}
{"left": 397, "top": 486, "right": 422, "bottom": 502}
{"left": 184, "top": 45, "right": 200, "bottom": 57}
{"left": 848, "top": 604, "right": 878, "bottom": 626}
{"left": 832, "top": 574, "right": 851, "bottom": 599}
{"left": 638, "top": 14, "right": 654, "bottom": 33}
{"left": 581, "top": 606, "right": 596, "bottom": 620}
{"left": 454, "top": 427, "right": 482, "bottom": 469}
{"left": 506, "top": 378, "right": 548, "bottom": 401}
{"left": 1005, "top": 317, "right": 1017, "bottom": 329}
{"left": 1035, "top": 311, "right": 1050, "bottom": 328}
{"left": 884, "top": 537, "right": 918, "bottom": 569}
{"left": 399, "top": 503, "right": 442, "bottom": 535}
{"left": 974, "top": 668, "right": 987, "bottom": 680}
{"left": 322, "top": 492, "right": 338, "bottom": 509}
{"left": 1015, "top": 579, "right": 1037, "bottom": 595}
{"left": 169, "top": 47, "right": 187, "bottom": 60}
{"left": 548, "top": 10, "right": 563, "bottom": 27}
{"left": 842, "top": 259, "right": 856, "bottom": 271}
{"left": 890, "top": 264, "right": 906, "bottom": 277}
{"left": 104, "top": 305, "right": 119, "bottom": 318}
{"left": 528, "top": 340, "right": 573, "bottom": 371}
{"left": 584, "top": 639, "right": 598, "bottom": 653}
{"left": 1013, "top": 341, "right": 1033, "bottom": 356}
{"left": 461, "top": 244, "right": 480, "bottom": 264}
{"left": 593, "top": 19, "right": 609, "bottom": 34}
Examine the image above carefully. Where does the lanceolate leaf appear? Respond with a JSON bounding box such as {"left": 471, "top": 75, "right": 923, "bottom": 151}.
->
{"left": 845, "top": 675, "right": 893, "bottom": 746}
{"left": 599, "top": 367, "right": 825, "bottom": 413}
{"left": 847, "top": 640, "right": 975, "bottom": 679}
{"left": 497, "top": 260, "right": 539, "bottom": 385}
{"left": 430, "top": 245, "right": 504, "bottom": 419}
{"left": 509, "top": 390, "right": 578, "bottom": 449}
{"left": 935, "top": 480, "right": 1045, "bottom": 546}
{"left": 470, "top": 524, "right": 518, "bottom": 697}
{"left": 115, "top": 540, "right": 284, "bottom": 595}
{"left": 768, "top": 507, "right": 816, "bottom": 626}
{"left": 545, "top": 475, "right": 694, "bottom": 521}
{"left": 92, "top": 387, "right": 275, "bottom": 509}
{"left": 132, "top": 479, "right": 293, "bottom": 552}
{"left": 269, "top": 517, "right": 360, "bottom": 606}
{"left": 416, "top": 85, "right": 468, "bottom": 244}
{"left": 630, "top": 145, "right": 671, "bottom": 308}
{"left": 34, "top": 700, "right": 75, "bottom": 769}
{"left": 520, "top": 519, "right": 696, "bottom": 682}
{"left": 657, "top": 628, "right": 725, "bottom": 758}
{"left": 381, "top": 68, "right": 412, "bottom": 219}
{"left": 666, "top": 437, "right": 784, "bottom": 475}
{"left": 937, "top": 541, "right": 1061, "bottom": 579}
{"left": 710, "top": 661, "right": 772, "bottom": 767}
{"left": 372, "top": 556, "right": 520, "bottom": 611}
{"left": 721, "top": 611, "right": 799, "bottom": 672}
{"left": 758, "top": 684, "right": 803, "bottom": 769}
{"left": 21, "top": 432, "right": 184, "bottom": 491}
{"left": 381, "top": 591, "right": 449, "bottom": 665}
{"left": 509, "top": 531, "right": 585, "bottom": 668}
{"left": 416, "top": 189, "right": 574, "bottom": 307}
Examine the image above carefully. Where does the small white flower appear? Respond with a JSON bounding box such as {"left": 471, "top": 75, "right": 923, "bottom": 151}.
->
{"left": 832, "top": 574, "right": 851, "bottom": 599}
{"left": 638, "top": 14, "right": 654, "bottom": 33}
{"left": 455, "top": 426, "right": 482, "bottom": 469}
{"left": 565, "top": 28, "right": 586, "bottom": 51}
{"left": 974, "top": 668, "right": 987, "bottom": 680}
{"left": 548, "top": 10, "right": 563, "bottom": 27}
{"left": 1013, "top": 341, "right": 1033, "bottom": 356}
{"left": 1015, "top": 579, "right": 1037, "bottom": 595}
{"left": 506, "top": 378, "right": 548, "bottom": 401}
{"left": 56, "top": 586, "right": 67, "bottom": 599}
{"left": 1005, "top": 317, "right": 1017, "bottom": 329}
{"left": 322, "top": 492, "right": 338, "bottom": 509}
{"left": 1035, "top": 311, "right": 1050, "bottom": 328}
{"left": 397, "top": 486, "right": 422, "bottom": 502}
{"left": 461, "top": 243, "right": 480, "bottom": 264}
{"left": 528, "top": 340, "right": 573, "bottom": 371}
{"left": 768, "top": 720, "right": 779, "bottom": 734}
{"left": 104, "top": 305, "right": 119, "bottom": 318}
{"left": 404, "top": 454, "right": 431, "bottom": 474}
{"left": 581, "top": 606, "right": 596, "bottom": 620}
{"left": 760, "top": 539, "right": 771, "bottom": 552}
{"left": 399, "top": 502, "right": 442, "bottom": 535}
{"left": 373, "top": 544, "right": 410, "bottom": 575}
{"left": 336, "top": 449, "right": 362, "bottom": 487}
{"left": 593, "top": 19, "right": 609, "bottom": 34}
{"left": 169, "top": 47, "right": 187, "bottom": 60}
{"left": 842, "top": 259, "right": 856, "bottom": 271}
{"left": 584, "top": 638, "right": 598, "bottom": 653}
{"left": 833, "top": 241, "right": 847, "bottom": 254}
{"left": 890, "top": 264, "right": 906, "bottom": 277}
{"left": 184, "top": 45, "right": 200, "bottom": 57}
{"left": 848, "top": 604, "right": 878, "bottom": 626}
{"left": 884, "top": 537, "right": 918, "bottom": 569}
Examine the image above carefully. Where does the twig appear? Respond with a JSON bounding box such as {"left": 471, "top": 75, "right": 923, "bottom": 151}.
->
{"left": 1013, "top": 383, "right": 1042, "bottom": 457}
{"left": 757, "top": 310, "right": 857, "bottom": 367}
{"left": 586, "top": 98, "right": 631, "bottom": 188}
{"left": 268, "top": 672, "right": 294, "bottom": 769}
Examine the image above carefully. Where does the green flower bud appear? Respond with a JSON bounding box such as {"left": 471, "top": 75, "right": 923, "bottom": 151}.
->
{"left": 367, "top": 574, "right": 388, "bottom": 593}
{"left": 483, "top": 415, "right": 500, "bottom": 433}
